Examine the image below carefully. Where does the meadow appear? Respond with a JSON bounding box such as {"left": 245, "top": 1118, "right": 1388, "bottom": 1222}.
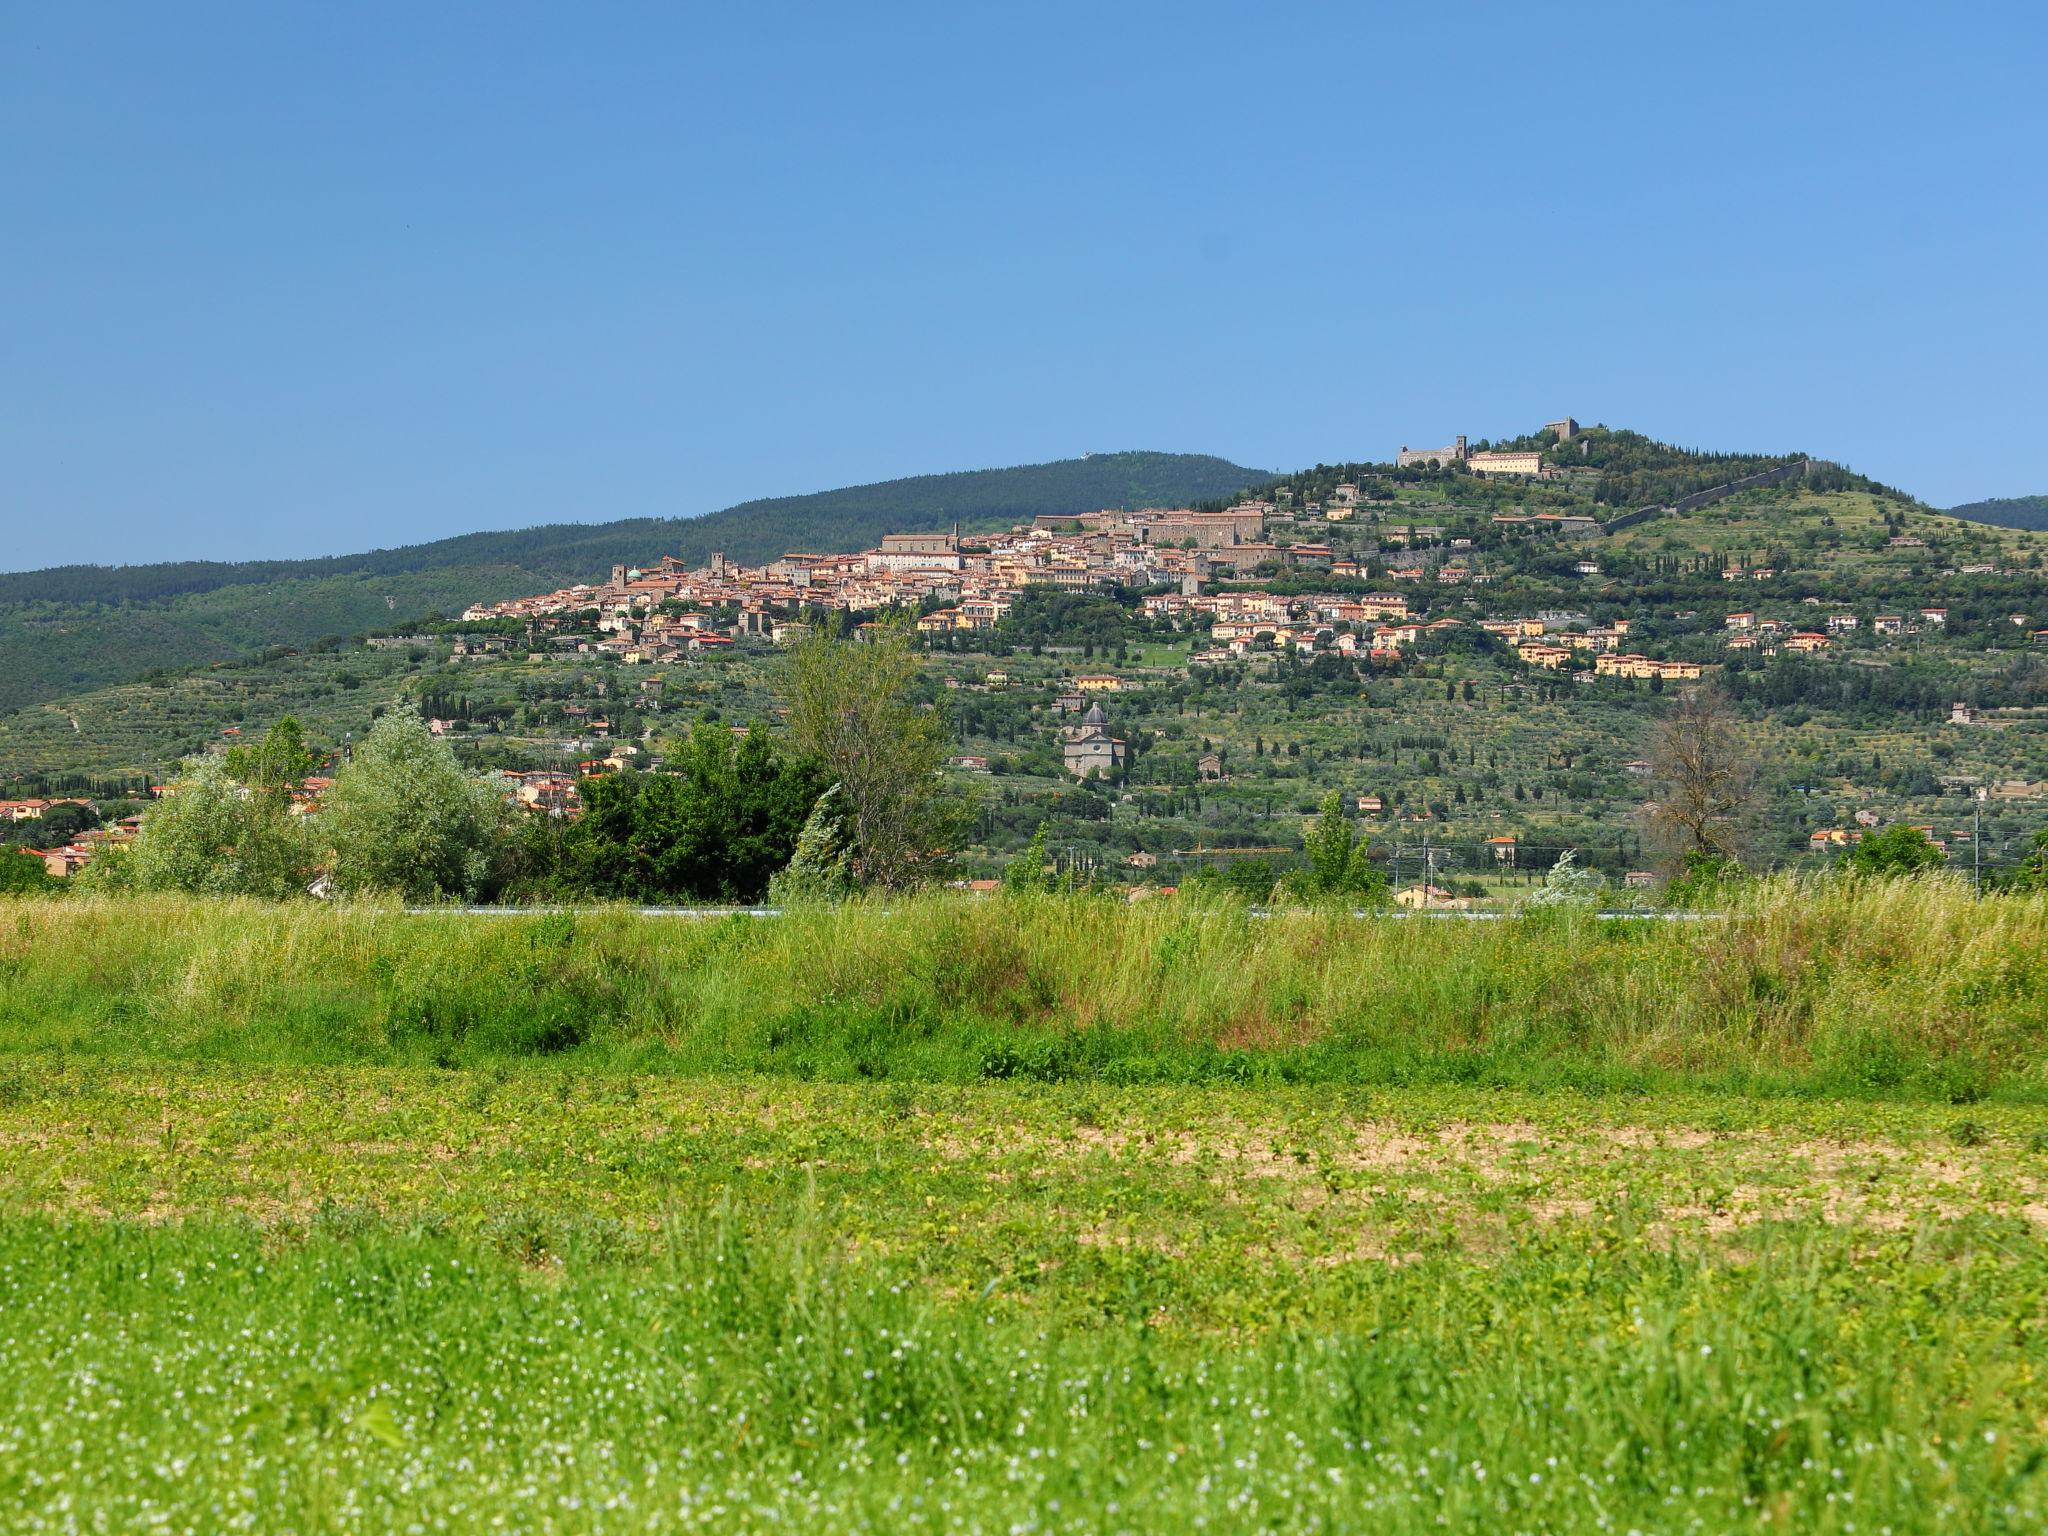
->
{"left": 4, "top": 879, "right": 2047, "bottom": 1098}
{"left": 5, "top": 884, "right": 2048, "bottom": 1531}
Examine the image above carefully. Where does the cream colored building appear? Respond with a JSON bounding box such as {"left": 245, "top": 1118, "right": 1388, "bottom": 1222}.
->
{"left": 1467, "top": 450, "right": 1546, "bottom": 478}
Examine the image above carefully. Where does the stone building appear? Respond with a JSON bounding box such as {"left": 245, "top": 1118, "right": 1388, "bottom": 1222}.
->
{"left": 1396, "top": 435, "right": 1467, "bottom": 469}
{"left": 1061, "top": 702, "right": 1127, "bottom": 780}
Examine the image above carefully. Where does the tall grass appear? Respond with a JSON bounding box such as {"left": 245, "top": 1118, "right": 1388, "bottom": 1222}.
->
{"left": 3, "top": 877, "right": 2044, "bottom": 1099}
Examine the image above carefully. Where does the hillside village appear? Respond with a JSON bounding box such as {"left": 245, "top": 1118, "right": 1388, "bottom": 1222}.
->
{"left": 459, "top": 419, "right": 2041, "bottom": 672}
{"left": 450, "top": 419, "right": 2041, "bottom": 726}
{"left": 6, "top": 422, "right": 2047, "bottom": 898}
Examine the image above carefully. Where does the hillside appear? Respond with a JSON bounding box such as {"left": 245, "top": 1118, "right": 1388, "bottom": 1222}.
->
{"left": 1253, "top": 424, "right": 1897, "bottom": 524}
{"left": 1948, "top": 494, "right": 2048, "bottom": 532}
{"left": 0, "top": 451, "right": 1271, "bottom": 713}
{"left": 7, "top": 421, "right": 2043, "bottom": 892}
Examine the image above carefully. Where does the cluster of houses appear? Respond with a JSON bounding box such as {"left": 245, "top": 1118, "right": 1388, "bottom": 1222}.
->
{"left": 459, "top": 473, "right": 2030, "bottom": 689}
{"left": 453, "top": 487, "right": 1629, "bottom": 669}
{"left": 1138, "top": 588, "right": 1438, "bottom": 665}
{"left": 459, "top": 504, "right": 1326, "bottom": 662}
{"left": 0, "top": 797, "right": 94, "bottom": 824}
{"left": 1806, "top": 810, "right": 1939, "bottom": 855}
{"left": 508, "top": 770, "right": 582, "bottom": 816}
{"left": 1, "top": 797, "right": 140, "bottom": 878}
{"left": 1483, "top": 614, "right": 1697, "bottom": 681}
{"left": 455, "top": 514, "right": 1729, "bottom": 681}
{"left": 1722, "top": 606, "right": 1956, "bottom": 654}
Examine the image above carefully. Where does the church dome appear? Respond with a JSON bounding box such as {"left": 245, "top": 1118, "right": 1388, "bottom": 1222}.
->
{"left": 1082, "top": 702, "right": 1107, "bottom": 726}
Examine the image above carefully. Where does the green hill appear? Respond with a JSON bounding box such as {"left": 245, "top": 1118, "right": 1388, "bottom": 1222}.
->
{"left": 1948, "top": 495, "right": 2048, "bottom": 532}
{"left": 7, "top": 426, "right": 2047, "bottom": 885}
{"left": 0, "top": 451, "right": 1272, "bottom": 713}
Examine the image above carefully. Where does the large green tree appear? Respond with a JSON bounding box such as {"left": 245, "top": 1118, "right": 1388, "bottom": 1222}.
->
{"left": 127, "top": 752, "right": 316, "bottom": 899}
{"left": 0, "top": 848, "right": 57, "bottom": 895}
{"left": 560, "top": 723, "right": 824, "bottom": 903}
{"left": 782, "top": 622, "right": 958, "bottom": 889}
{"left": 1286, "top": 791, "right": 1389, "bottom": 905}
{"left": 321, "top": 707, "right": 515, "bottom": 902}
{"left": 1001, "top": 822, "right": 1054, "bottom": 894}
{"left": 224, "top": 716, "right": 314, "bottom": 804}
{"left": 1843, "top": 824, "right": 1946, "bottom": 878}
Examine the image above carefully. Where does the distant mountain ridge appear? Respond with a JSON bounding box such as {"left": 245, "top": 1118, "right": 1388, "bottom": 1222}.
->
{"left": 0, "top": 451, "right": 1273, "bottom": 602}
{"left": 0, "top": 451, "right": 1273, "bottom": 711}
{"left": 1946, "top": 494, "right": 2048, "bottom": 532}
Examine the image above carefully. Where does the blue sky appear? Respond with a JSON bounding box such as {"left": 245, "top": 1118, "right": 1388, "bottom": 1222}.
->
{"left": 3, "top": 1, "right": 2044, "bottom": 569}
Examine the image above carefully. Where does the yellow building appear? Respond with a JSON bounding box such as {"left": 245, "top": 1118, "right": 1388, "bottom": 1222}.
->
{"left": 1594, "top": 654, "right": 1704, "bottom": 681}
{"left": 1467, "top": 450, "right": 1546, "bottom": 478}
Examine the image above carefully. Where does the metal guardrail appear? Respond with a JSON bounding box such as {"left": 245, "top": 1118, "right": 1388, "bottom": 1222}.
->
{"left": 407, "top": 906, "right": 783, "bottom": 917}
{"left": 406, "top": 905, "right": 1724, "bottom": 920}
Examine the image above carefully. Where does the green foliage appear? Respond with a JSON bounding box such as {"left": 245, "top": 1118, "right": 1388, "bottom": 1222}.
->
{"left": 1947, "top": 493, "right": 2048, "bottom": 531}
{"left": 1665, "top": 849, "right": 1746, "bottom": 908}
{"left": 783, "top": 623, "right": 959, "bottom": 889}
{"left": 6, "top": 878, "right": 2048, "bottom": 1097}
{"left": 321, "top": 706, "right": 515, "bottom": 902}
{"left": 1001, "top": 822, "right": 1053, "bottom": 894}
{"left": 0, "top": 849, "right": 56, "bottom": 896}
{"left": 32, "top": 801, "right": 99, "bottom": 842}
{"left": 550, "top": 724, "right": 823, "bottom": 903}
{"left": 996, "top": 589, "right": 1130, "bottom": 652}
{"left": 1285, "top": 791, "right": 1390, "bottom": 906}
{"left": 2005, "top": 829, "right": 2048, "bottom": 893}
{"left": 1565, "top": 428, "right": 1808, "bottom": 509}
{"left": 766, "top": 788, "right": 858, "bottom": 906}
{"left": 6, "top": 1153, "right": 2048, "bottom": 1530}
{"left": 1182, "top": 857, "right": 1281, "bottom": 904}
{"left": 1844, "top": 824, "right": 1947, "bottom": 879}
{"left": 1522, "top": 849, "right": 1607, "bottom": 910}
{"left": 222, "top": 715, "right": 314, "bottom": 803}
{"left": 126, "top": 754, "right": 317, "bottom": 899}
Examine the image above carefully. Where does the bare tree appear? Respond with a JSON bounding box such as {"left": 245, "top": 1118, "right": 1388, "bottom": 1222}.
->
{"left": 783, "top": 620, "right": 956, "bottom": 889}
{"left": 1644, "top": 686, "right": 1757, "bottom": 865}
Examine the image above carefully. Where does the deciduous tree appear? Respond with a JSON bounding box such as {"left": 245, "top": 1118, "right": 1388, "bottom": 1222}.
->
{"left": 1844, "top": 824, "right": 1946, "bottom": 878}
{"left": 783, "top": 623, "right": 957, "bottom": 888}
{"left": 1288, "top": 791, "right": 1389, "bottom": 905}
{"left": 128, "top": 753, "right": 316, "bottom": 899}
{"left": 1645, "top": 687, "right": 1757, "bottom": 866}
{"left": 321, "top": 707, "right": 514, "bottom": 902}
{"left": 0, "top": 848, "right": 56, "bottom": 895}
{"left": 224, "top": 716, "right": 314, "bottom": 805}
{"left": 557, "top": 723, "right": 822, "bottom": 902}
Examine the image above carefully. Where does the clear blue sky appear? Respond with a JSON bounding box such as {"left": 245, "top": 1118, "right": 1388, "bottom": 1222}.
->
{"left": 3, "top": 1, "right": 2044, "bottom": 570}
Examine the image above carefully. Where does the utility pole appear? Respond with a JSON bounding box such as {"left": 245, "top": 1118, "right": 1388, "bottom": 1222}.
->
{"left": 1973, "top": 790, "right": 1982, "bottom": 896}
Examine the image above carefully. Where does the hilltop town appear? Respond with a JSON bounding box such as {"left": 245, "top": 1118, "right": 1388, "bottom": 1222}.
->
{"left": 456, "top": 499, "right": 1720, "bottom": 686}
{"left": 5, "top": 420, "right": 2045, "bottom": 897}
{"left": 457, "top": 417, "right": 2035, "bottom": 695}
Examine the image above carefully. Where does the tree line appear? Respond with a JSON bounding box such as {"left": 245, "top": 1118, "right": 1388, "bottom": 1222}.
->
{"left": 14, "top": 624, "right": 960, "bottom": 905}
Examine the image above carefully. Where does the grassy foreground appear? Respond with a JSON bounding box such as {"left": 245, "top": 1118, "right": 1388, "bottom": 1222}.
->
{"left": 4, "top": 880, "right": 2048, "bottom": 1098}
{"left": 6, "top": 887, "right": 2048, "bottom": 1530}
{"left": 3, "top": 1059, "right": 2048, "bottom": 1531}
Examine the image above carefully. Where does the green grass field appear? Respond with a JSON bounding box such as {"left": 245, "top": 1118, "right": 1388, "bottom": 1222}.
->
{"left": 6, "top": 886, "right": 2048, "bottom": 1530}
{"left": 5, "top": 1062, "right": 2048, "bottom": 1530}
{"left": 6, "top": 881, "right": 2047, "bottom": 1099}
